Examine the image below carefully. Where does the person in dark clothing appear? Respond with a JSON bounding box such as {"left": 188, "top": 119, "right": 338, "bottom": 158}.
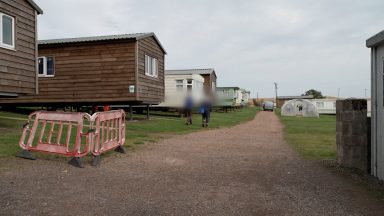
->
{"left": 185, "top": 94, "right": 194, "bottom": 125}
{"left": 200, "top": 99, "right": 211, "bottom": 127}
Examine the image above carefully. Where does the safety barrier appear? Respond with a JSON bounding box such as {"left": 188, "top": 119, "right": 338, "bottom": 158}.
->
{"left": 90, "top": 109, "right": 126, "bottom": 166}
{"left": 17, "top": 110, "right": 126, "bottom": 168}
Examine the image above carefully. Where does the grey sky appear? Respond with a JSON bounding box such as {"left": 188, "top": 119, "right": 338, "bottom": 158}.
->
{"left": 34, "top": 0, "right": 384, "bottom": 98}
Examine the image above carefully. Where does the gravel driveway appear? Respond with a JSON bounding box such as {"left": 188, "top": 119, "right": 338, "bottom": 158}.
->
{"left": 0, "top": 111, "right": 383, "bottom": 215}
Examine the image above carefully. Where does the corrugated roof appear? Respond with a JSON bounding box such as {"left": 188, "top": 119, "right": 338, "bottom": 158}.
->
{"left": 27, "top": 0, "right": 43, "bottom": 14}
{"left": 38, "top": 32, "right": 167, "bottom": 54}
{"left": 165, "top": 68, "right": 215, "bottom": 75}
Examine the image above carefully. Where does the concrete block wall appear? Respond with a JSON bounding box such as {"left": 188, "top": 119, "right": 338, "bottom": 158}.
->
{"left": 336, "top": 99, "right": 369, "bottom": 172}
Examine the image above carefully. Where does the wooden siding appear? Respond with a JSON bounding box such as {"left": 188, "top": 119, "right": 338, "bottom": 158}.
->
{"left": 0, "top": 0, "right": 37, "bottom": 95}
{"left": 0, "top": 41, "right": 137, "bottom": 104}
{"left": 137, "top": 37, "right": 165, "bottom": 104}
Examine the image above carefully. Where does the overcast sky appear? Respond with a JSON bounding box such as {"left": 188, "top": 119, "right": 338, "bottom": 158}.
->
{"left": 34, "top": 0, "right": 384, "bottom": 98}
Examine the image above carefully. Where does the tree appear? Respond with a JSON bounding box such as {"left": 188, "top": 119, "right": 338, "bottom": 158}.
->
{"left": 302, "top": 89, "right": 325, "bottom": 99}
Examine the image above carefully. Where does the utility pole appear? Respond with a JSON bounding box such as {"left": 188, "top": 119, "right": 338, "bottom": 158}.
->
{"left": 274, "top": 82, "right": 278, "bottom": 108}
{"left": 337, "top": 88, "right": 340, "bottom": 98}
{"left": 365, "top": 88, "right": 367, "bottom": 98}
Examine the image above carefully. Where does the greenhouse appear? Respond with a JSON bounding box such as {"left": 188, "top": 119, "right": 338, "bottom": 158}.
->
{"left": 281, "top": 99, "right": 319, "bottom": 117}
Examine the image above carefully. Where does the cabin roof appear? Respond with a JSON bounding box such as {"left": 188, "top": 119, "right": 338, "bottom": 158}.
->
{"left": 27, "top": 0, "right": 43, "bottom": 14}
{"left": 165, "top": 68, "right": 215, "bottom": 76}
{"left": 38, "top": 32, "right": 167, "bottom": 54}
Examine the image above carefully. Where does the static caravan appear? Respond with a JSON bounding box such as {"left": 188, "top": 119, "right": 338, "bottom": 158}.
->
{"left": 311, "top": 99, "right": 337, "bottom": 114}
{"left": 0, "top": 33, "right": 166, "bottom": 106}
{"left": 158, "top": 73, "right": 204, "bottom": 108}
{"left": 235, "top": 88, "right": 244, "bottom": 106}
{"left": 215, "top": 87, "right": 239, "bottom": 107}
{"left": 166, "top": 69, "right": 217, "bottom": 96}
{"left": 0, "top": 0, "right": 43, "bottom": 97}
{"left": 367, "top": 31, "right": 384, "bottom": 180}
{"left": 240, "top": 89, "right": 251, "bottom": 106}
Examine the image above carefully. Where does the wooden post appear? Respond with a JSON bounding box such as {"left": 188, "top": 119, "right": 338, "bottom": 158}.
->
{"left": 129, "top": 105, "right": 133, "bottom": 121}
{"left": 146, "top": 105, "right": 150, "bottom": 120}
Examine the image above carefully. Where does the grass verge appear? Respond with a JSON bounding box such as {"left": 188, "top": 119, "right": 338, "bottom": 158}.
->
{"left": 276, "top": 109, "right": 336, "bottom": 160}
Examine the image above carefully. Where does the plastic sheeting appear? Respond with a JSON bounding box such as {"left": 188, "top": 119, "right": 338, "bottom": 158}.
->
{"left": 281, "top": 99, "right": 319, "bottom": 117}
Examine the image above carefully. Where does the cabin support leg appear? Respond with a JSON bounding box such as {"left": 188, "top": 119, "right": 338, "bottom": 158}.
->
{"left": 129, "top": 105, "right": 133, "bottom": 121}
{"left": 146, "top": 105, "right": 150, "bottom": 120}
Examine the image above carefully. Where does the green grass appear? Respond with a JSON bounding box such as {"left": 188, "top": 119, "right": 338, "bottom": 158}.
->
{"left": 0, "top": 107, "right": 259, "bottom": 158}
{"left": 277, "top": 109, "right": 336, "bottom": 160}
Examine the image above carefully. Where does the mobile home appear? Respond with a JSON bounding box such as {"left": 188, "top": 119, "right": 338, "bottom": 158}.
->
{"left": 0, "top": 0, "right": 43, "bottom": 97}
{"left": 158, "top": 73, "right": 205, "bottom": 108}
{"left": 311, "top": 99, "right": 337, "bottom": 114}
{"left": 215, "top": 87, "right": 239, "bottom": 107}
{"left": 241, "top": 89, "right": 251, "bottom": 106}
{"left": 166, "top": 69, "right": 217, "bottom": 96}
{"left": 0, "top": 33, "right": 166, "bottom": 106}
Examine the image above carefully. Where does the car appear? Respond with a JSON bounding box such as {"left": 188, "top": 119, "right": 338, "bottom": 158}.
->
{"left": 262, "top": 101, "right": 274, "bottom": 111}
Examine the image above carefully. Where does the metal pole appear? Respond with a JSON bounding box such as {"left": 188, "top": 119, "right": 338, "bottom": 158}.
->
{"left": 274, "top": 82, "right": 278, "bottom": 108}
{"left": 146, "top": 105, "right": 150, "bottom": 120}
{"left": 338, "top": 88, "right": 340, "bottom": 98}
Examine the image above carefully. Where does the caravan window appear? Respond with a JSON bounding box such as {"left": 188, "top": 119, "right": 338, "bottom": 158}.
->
{"left": 0, "top": 13, "right": 15, "bottom": 49}
{"left": 316, "top": 102, "right": 324, "bottom": 108}
{"left": 176, "top": 80, "right": 183, "bottom": 92}
{"left": 187, "top": 80, "right": 193, "bottom": 92}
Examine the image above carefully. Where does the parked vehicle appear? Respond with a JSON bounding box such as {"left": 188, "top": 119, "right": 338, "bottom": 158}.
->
{"left": 262, "top": 101, "right": 274, "bottom": 111}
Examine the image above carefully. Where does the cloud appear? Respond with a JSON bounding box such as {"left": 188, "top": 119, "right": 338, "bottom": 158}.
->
{"left": 34, "top": 0, "right": 384, "bottom": 98}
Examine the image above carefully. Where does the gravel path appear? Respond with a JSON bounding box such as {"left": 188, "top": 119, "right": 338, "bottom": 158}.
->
{"left": 1, "top": 111, "right": 383, "bottom": 215}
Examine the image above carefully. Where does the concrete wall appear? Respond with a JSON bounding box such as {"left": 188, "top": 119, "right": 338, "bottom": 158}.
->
{"left": 336, "top": 99, "right": 370, "bottom": 172}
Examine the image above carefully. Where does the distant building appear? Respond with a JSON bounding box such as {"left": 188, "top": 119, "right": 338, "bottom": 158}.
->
{"left": 166, "top": 69, "right": 217, "bottom": 96}
{"left": 276, "top": 95, "right": 314, "bottom": 108}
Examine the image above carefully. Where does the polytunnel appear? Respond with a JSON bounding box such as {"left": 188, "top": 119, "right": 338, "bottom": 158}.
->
{"left": 281, "top": 99, "right": 319, "bottom": 117}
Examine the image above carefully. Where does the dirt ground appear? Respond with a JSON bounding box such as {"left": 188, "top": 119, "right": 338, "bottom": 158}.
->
{"left": 1, "top": 111, "right": 384, "bottom": 215}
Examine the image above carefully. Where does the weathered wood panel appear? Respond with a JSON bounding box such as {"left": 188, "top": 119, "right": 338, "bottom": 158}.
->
{"left": 137, "top": 37, "right": 165, "bottom": 103}
{"left": 0, "top": 0, "right": 37, "bottom": 95}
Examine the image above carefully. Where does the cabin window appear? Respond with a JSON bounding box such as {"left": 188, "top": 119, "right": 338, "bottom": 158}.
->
{"left": 333, "top": 102, "right": 336, "bottom": 108}
{"left": 0, "top": 13, "right": 15, "bottom": 49}
{"left": 145, "top": 55, "right": 158, "bottom": 77}
{"left": 176, "top": 80, "right": 183, "bottom": 92}
{"left": 38, "top": 57, "right": 55, "bottom": 77}
{"left": 316, "top": 102, "right": 324, "bottom": 108}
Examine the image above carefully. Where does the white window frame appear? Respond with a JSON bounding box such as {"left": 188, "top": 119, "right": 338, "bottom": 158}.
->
{"left": 38, "top": 56, "right": 55, "bottom": 77}
{"left": 0, "top": 13, "right": 15, "bottom": 50}
{"left": 145, "top": 55, "right": 158, "bottom": 78}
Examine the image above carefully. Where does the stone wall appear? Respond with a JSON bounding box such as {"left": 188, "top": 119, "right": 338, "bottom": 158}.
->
{"left": 336, "top": 99, "right": 370, "bottom": 172}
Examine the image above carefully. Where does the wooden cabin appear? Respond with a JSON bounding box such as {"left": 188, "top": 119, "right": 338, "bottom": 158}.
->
{"left": 0, "top": 0, "right": 43, "bottom": 97}
{"left": 158, "top": 73, "right": 204, "bottom": 108}
{"left": 0, "top": 33, "right": 167, "bottom": 106}
{"left": 166, "top": 69, "right": 217, "bottom": 96}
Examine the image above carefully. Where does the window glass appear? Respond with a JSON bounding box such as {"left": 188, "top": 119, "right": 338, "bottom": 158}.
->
{"left": 176, "top": 80, "right": 183, "bottom": 92}
{"left": 2, "top": 15, "right": 14, "bottom": 46}
{"left": 145, "top": 55, "right": 158, "bottom": 77}
{"left": 46, "top": 57, "right": 55, "bottom": 75}
{"left": 38, "top": 57, "right": 45, "bottom": 75}
{"left": 316, "top": 102, "right": 324, "bottom": 108}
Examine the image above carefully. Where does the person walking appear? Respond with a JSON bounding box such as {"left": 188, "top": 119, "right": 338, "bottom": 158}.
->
{"left": 184, "top": 94, "right": 194, "bottom": 125}
{"left": 200, "top": 99, "right": 211, "bottom": 127}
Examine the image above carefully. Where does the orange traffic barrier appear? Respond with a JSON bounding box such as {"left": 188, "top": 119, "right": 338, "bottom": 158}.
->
{"left": 17, "top": 110, "right": 126, "bottom": 168}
